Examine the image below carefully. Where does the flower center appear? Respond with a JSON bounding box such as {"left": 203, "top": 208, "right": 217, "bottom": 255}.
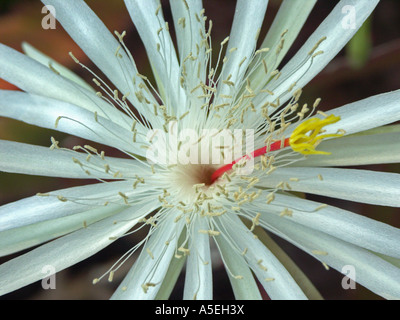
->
{"left": 167, "top": 163, "right": 220, "bottom": 200}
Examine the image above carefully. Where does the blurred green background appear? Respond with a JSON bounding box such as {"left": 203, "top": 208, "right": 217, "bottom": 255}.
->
{"left": 0, "top": 0, "right": 399, "bottom": 300}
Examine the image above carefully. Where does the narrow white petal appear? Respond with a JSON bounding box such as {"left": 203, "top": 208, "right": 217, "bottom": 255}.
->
{"left": 0, "top": 44, "right": 130, "bottom": 129}
{"left": 124, "top": 0, "right": 185, "bottom": 111}
{"left": 259, "top": 167, "right": 400, "bottom": 207}
{"left": 251, "top": 193, "right": 400, "bottom": 258}
{"left": 0, "top": 201, "right": 156, "bottom": 296}
{"left": 0, "top": 181, "right": 154, "bottom": 231}
{"left": 21, "top": 42, "right": 95, "bottom": 92}
{"left": 0, "top": 140, "right": 148, "bottom": 179}
{"left": 0, "top": 140, "right": 90, "bottom": 179}
{"left": 373, "top": 252, "right": 400, "bottom": 269}
{"left": 248, "top": 0, "right": 317, "bottom": 89}
{"left": 0, "top": 91, "right": 141, "bottom": 154}
{"left": 260, "top": 0, "right": 317, "bottom": 67}
{"left": 215, "top": 214, "right": 307, "bottom": 300}
{"left": 154, "top": 252, "right": 187, "bottom": 300}
{"left": 0, "top": 205, "right": 124, "bottom": 257}
{"left": 170, "top": 0, "right": 204, "bottom": 62}
{"left": 216, "top": 0, "right": 269, "bottom": 101}
{"left": 111, "top": 215, "right": 184, "bottom": 300}
{"left": 183, "top": 216, "right": 213, "bottom": 300}
{"left": 255, "top": 0, "right": 379, "bottom": 107}
{"left": 295, "top": 130, "right": 400, "bottom": 167}
{"left": 0, "top": 140, "right": 150, "bottom": 179}
{"left": 323, "top": 90, "right": 400, "bottom": 135}
{"left": 259, "top": 213, "right": 400, "bottom": 299}
{"left": 41, "top": 0, "right": 157, "bottom": 114}
{"left": 170, "top": 0, "right": 207, "bottom": 91}
{"left": 214, "top": 231, "right": 262, "bottom": 300}
{"left": 251, "top": 226, "right": 322, "bottom": 299}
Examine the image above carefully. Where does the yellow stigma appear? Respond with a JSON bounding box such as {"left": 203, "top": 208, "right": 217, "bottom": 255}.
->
{"left": 289, "top": 114, "right": 344, "bottom": 155}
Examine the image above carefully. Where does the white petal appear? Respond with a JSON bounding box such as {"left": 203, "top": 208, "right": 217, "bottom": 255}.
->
{"left": 21, "top": 42, "right": 95, "bottom": 92}
{"left": 41, "top": 0, "right": 157, "bottom": 115}
{"left": 170, "top": 0, "right": 207, "bottom": 91}
{"left": 260, "top": 0, "right": 317, "bottom": 67}
{"left": 0, "top": 91, "right": 141, "bottom": 154}
{"left": 170, "top": 0, "right": 204, "bottom": 62}
{"left": 215, "top": 214, "right": 307, "bottom": 300}
{"left": 259, "top": 167, "right": 400, "bottom": 207}
{"left": 251, "top": 193, "right": 400, "bottom": 258}
{"left": 0, "top": 180, "right": 153, "bottom": 232}
{"left": 216, "top": 0, "right": 269, "bottom": 101}
{"left": 154, "top": 251, "right": 187, "bottom": 299}
{"left": 259, "top": 213, "right": 400, "bottom": 299}
{"left": 295, "top": 130, "right": 400, "bottom": 167}
{"left": 373, "top": 252, "right": 400, "bottom": 269}
{"left": 214, "top": 230, "right": 262, "bottom": 300}
{"left": 124, "top": 0, "right": 185, "bottom": 111}
{"left": 170, "top": 0, "right": 203, "bottom": 59}
{"left": 251, "top": 226, "right": 322, "bottom": 299}
{"left": 183, "top": 216, "right": 213, "bottom": 300}
{"left": 323, "top": 90, "right": 400, "bottom": 135}
{"left": 0, "top": 205, "right": 124, "bottom": 257}
{"left": 248, "top": 0, "right": 317, "bottom": 89}
{"left": 0, "top": 44, "right": 130, "bottom": 129}
{"left": 255, "top": 0, "right": 379, "bottom": 107}
{"left": 111, "top": 214, "right": 184, "bottom": 300}
{"left": 0, "top": 201, "right": 156, "bottom": 296}
{"left": 0, "top": 140, "right": 148, "bottom": 179}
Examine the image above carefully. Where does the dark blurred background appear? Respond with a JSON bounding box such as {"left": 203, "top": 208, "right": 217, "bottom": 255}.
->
{"left": 0, "top": 0, "right": 399, "bottom": 300}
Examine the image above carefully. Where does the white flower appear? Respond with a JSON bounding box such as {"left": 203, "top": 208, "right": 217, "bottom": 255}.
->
{"left": 0, "top": 0, "right": 399, "bottom": 300}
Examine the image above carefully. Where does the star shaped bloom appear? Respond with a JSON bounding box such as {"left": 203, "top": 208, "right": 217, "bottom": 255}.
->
{"left": 0, "top": 0, "right": 399, "bottom": 300}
